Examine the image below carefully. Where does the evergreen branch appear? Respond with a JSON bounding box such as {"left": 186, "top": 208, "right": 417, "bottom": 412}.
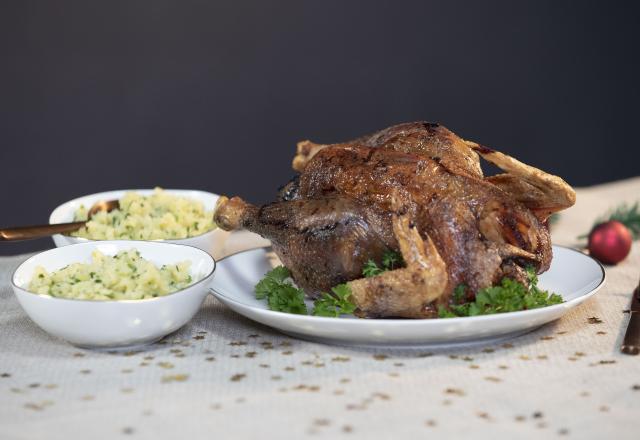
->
{"left": 579, "top": 201, "right": 640, "bottom": 240}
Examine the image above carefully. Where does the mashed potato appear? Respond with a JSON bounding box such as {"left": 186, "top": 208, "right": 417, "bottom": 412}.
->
{"left": 71, "top": 188, "right": 215, "bottom": 240}
{"left": 28, "top": 249, "right": 194, "bottom": 300}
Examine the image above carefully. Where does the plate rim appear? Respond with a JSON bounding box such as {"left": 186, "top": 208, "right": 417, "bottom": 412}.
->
{"left": 209, "top": 245, "right": 606, "bottom": 326}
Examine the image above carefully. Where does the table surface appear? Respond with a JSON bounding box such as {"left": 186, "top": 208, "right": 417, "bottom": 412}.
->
{"left": 1, "top": 178, "right": 639, "bottom": 440}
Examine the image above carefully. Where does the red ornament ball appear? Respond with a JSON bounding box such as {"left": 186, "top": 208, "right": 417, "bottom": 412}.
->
{"left": 588, "top": 220, "right": 632, "bottom": 265}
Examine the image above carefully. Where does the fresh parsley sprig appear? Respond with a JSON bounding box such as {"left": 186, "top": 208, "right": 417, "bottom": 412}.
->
{"left": 254, "top": 266, "right": 307, "bottom": 315}
{"left": 255, "top": 267, "right": 356, "bottom": 317}
{"left": 312, "top": 284, "right": 357, "bottom": 317}
{"left": 256, "top": 260, "right": 562, "bottom": 320}
{"left": 362, "top": 261, "right": 384, "bottom": 278}
{"left": 362, "top": 250, "right": 404, "bottom": 278}
{"left": 438, "top": 267, "right": 563, "bottom": 318}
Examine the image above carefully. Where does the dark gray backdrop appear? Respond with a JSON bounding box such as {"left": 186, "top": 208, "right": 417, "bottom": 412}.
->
{"left": 1, "top": 1, "right": 639, "bottom": 255}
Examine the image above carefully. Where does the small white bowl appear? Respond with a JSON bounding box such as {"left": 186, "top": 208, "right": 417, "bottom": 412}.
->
{"left": 49, "top": 189, "right": 230, "bottom": 260}
{"left": 11, "top": 241, "right": 216, "bottom": 349}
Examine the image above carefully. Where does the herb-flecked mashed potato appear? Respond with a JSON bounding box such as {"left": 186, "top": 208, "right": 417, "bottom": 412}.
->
{"left": 28, "top": 249, "right": 194, "bottom": 300}
{"left": 71, "top": 188, "right": 215, "bottom": 240}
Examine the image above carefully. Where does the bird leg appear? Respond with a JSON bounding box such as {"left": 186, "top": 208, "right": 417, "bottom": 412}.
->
{"left": 214, "top": 196, "right": 395, "bottom": 295}
{"left": 348, "top": 213, "right": 449, "bottom": 318}
{"left": 213, "top": 196, "right": 257, "bottom": 231}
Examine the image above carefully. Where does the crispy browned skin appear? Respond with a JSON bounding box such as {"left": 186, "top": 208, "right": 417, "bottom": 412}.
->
{"left": 294, "top": 121, "right": 483, "bottom": 179}
{"left": 298, "top": 145, "right": 552, "bottom": 293}
{"left": 215, "top": 122, "right": 575, "bottom": 318}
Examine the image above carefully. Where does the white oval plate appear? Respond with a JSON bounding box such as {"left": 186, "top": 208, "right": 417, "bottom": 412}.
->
{"left": 210, "top": 246, "right": 605, "bottom": 348}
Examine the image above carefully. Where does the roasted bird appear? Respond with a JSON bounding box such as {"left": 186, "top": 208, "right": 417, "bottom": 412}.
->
{"left": 214, "top": 122, "right": 576, "bottom": 318}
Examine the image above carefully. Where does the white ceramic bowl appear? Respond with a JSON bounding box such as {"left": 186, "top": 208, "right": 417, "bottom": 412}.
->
{"left": 49, "top": 189, "right": 230, "bottom": 259}
{"left": 11, "top": 241, "right": 216, "bottom": 349}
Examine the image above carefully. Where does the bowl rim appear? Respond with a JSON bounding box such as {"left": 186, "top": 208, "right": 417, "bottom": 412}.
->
{"left": 48, "top": 188, "right": 222, "bottom": 242}
{"left": 11, "top": 240, "right": 217, "bottom": 304}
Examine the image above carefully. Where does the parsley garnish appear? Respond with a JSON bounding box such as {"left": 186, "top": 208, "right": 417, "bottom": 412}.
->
{"left": 382, "top": 251, "right": 403, "bottom": 270}
{"left": 255, "top": 267, "right": 356, "bottom": 317}
{"left": 362, "top": 260, "right": 384, "bottom": 278}
{"left": 254, "top": 266, "right": 308, "bottom": 315}
{"left": 362, "top": 250, "right": 404, "bottom": 278}
{"left": 312, "top": 284, "right": 357, "bottom": 317}
{"left": 452, "top": 284, "right": 467, "bottom": 303}
{"left": 255, "top": 261, "right": 562, "bottom": 320}
{"left": 438, "top": 267, "right": 563, "bottom": 318}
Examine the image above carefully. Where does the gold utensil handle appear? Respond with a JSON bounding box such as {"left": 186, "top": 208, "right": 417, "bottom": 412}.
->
{"left": 0, "top": 222, "right": 86, "bottom": 241}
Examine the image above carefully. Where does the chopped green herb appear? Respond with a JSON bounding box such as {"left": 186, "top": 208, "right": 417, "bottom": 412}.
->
{"left": 312, "top": 284, "right": 357, "bottom": 317}
{"left": 254, "top": 266, "right": 307, "bottom": 315}
{"left": 255, "top": 266, "right": 290, "bottom": 299}
{"left": 254, "top": 259, "right": 562, "bottom": 320}
{"left": 452, "top": 284, "right": 467, "bottom": 303}
{"left": 436, "top": 306, "right": 458, "bottom": 319}
{"left": 438, "top": 267, "right": 563, "bottom": 318}
{"left": 362, "top": 250, "right": 404, "bottom": 278}
{"left": 266, "top": 284, "right": 308, "bottom": 315}
{"left": 382, "top": 250, "right": 403, "bottom": 270}
{"left": 362, "top": 260, "right": 384, "bottom": 278}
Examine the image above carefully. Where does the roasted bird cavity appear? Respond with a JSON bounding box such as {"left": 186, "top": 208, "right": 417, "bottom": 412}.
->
{"left": 214, "top": 122, "right": 576, "bottom": 318}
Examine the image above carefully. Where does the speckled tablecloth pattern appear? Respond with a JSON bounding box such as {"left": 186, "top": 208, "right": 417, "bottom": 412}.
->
{"left": 1, "top": 178, "right": 639, "bottom": 440}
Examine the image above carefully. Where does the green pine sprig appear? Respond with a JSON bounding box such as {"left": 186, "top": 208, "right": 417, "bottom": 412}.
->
{"left": 579, "top": 201, "right": 640, "bottom": 239}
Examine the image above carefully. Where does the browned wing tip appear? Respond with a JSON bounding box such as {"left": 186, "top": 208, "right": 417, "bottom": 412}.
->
{"left": 470, "top": 144, "right": 496, "bottom": 155}
{"left": 463, "top": 140, "right": 495, "bottom": 155}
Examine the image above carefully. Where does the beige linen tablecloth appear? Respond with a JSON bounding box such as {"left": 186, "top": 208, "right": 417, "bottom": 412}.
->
{"left": 1, "top": 178, "right": 639, "bottom": 440}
